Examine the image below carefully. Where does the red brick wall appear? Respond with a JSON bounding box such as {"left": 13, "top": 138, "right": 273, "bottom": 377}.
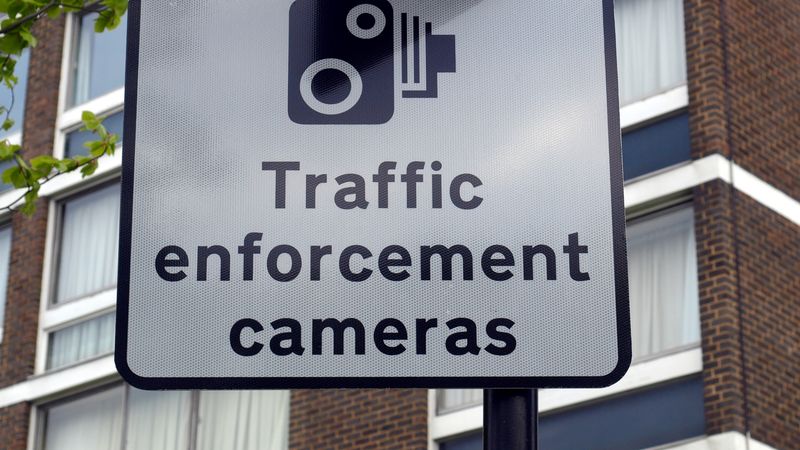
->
{"left": 686, "top": 0, "right": 800, "bottom": 446}
{"left": 0, "top": 403, "right": 31, "bottom": 449}
{"left": 693, "top": 180, "right": 746, "bottom": 435}
{"left": 0, "top": 16, "right": 64, "bottom": 387}
{"left": 0, "top": 16, "right": 64, "bottom": 450}
{"left": 685, "top": 0, "right": 800, "bottom": 200}
{"left": 693, "top": 180, "right": 800, "bottom": 449}
{"left": 685, "top": 0, "right": 731, "bottom": 159}
{"left": 736, "top": 194, "right": 800, "bottom": 447}
{"left": 289, "top": 389, "right": 428, "bottom": 450}
{"left": 718, "top": 0, "right": 800, "bottom": 201}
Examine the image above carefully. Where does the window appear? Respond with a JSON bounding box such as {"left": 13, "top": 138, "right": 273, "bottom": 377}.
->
{"left": 69, "top": 12, "right": 127, "bottom": 107}
{"left": 57, "top": 13, "right": 126, "bottom": 160}
{"left": 436, "top": 377, "right": 705, "bottom": 450}
{"left": 0, "top": 48, "right": 30, "bottom": 140}
{"left": 0, "top": 225, "right": 12, "bottom": 342}
{"left": 436, "top": 205, "right": 700, "bottom": 413}
{"left": 196, "top": 391, "right": 290, "bottom": 450}
{"left": 47, "top": 312, "right": 115, "bottom": 369}
{"left": 54, "top": 183, "right": 120, "bottom": 304}
{"left": 40, "top": 385, "right": 289, "bottom": 450}
{"left": 615, "top": 0, "right": 687, "bottom": 105}
{"left": 627, "top": 205, "right": 699, "bottom": 359}
{"left": 44, "top": 385, "right": 125, "bottom": 450}
{"left": 41, "top": 183, "right": 120, "bottom": 371}
{"left": 0, "top": 50, "right": 29, "bottom": 192}
{"left": 437, "top": 389, "right": 482, "bottom": 415}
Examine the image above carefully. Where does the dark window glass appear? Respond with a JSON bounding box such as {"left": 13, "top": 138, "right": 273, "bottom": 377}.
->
{"left": 438, "top": 377, "right": 705, "bottom": 450}
{"left": 439, "top": 433, "right": 482, "bottom": 450}
{"left": 622, "top": 112, "right": 691, "bottom": 180}
{"left": 539, "top": 377, "right": 705, "bottom": 450}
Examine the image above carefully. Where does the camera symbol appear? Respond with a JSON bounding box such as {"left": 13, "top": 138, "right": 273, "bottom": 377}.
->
{"left": 288, "top": 0, "right": 456, "bottom": 125}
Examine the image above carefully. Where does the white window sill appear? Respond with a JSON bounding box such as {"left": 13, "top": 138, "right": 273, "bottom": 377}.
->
{"left": 0, "top": 147, "right": 122, "bottom": 214}
{"left": 620, "top": 85, "right": 688, "bottom": 131}
{"left": 59, "top": 87, "right": 125, "bottom": 131}
{"left": 0, "top": 354, "right": 118, "bottom": 408}
{"left": 1, "top": 131, "right": 21, "bottom": 145}
{"left": 41, "top": 288, "right": 116, "bottom": 332}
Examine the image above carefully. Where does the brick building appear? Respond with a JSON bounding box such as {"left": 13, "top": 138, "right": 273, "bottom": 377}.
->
{"left": 0, "top": 0, "right": 797, "bottom": 449}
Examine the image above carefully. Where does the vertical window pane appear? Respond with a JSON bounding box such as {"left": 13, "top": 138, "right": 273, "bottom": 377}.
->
{"left": 43, "top": 386, "right": 124, "bottom": 450}
{"left": 71, "top": 13, "right": 127, "bottom": 106}
{"left": 47, "top": 312, "right": 115, "bottom": 369}
{"left": 125, "top": 388, "right": 191, "bottom": 450}
{"left": 627, "top": 206, "right": 699, "bottom": 359}
{"left": 0, "top": 49, "right": 29, "bottom": 137}
{"left": 0, "top": 225, "right": 11, "bottom": 341}
{"left": 615, "top": 0, "right": 687, "bottom": 105}
{"left": 437, "top": 389, "right": 483, "bottom": 415}
{"left": 196, "top": 391, "right": 290, "bottom": 450}
{"left": 56, "top": 183, "right": 120, "bottom": 303}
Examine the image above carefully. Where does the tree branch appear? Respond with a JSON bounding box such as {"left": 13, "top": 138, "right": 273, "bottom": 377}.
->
{"left": 0, "top": 1, "right": 59, "bottom": 36}
{"left": 0, "top": 153, "right": 104, "bottom": 213}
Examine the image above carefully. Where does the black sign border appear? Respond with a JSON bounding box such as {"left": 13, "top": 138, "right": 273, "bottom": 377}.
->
{"left": 116, "top": 0, "right": 631, "bottom": 390}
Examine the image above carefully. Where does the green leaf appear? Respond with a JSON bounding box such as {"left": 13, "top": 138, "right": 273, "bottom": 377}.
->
{"left": 96, "top": 124, "right": 108, "bottom": 139}
{"left": 80, "top": 159, "right": 98, "bottom": 177}
{"left": 30, "top": 154, "right": 58, "bottom": 173}
{"left": 2, "top": 165, "right": 27, "bottom": 188}
{"left": 19, "top": 29, "right": 37, "bottom": 47}
{"left": 54, "top": 158, "right": 78, "bottom": 172}
{"left": 0, "top": 34, "right": 25, "bottom": 55}
{"left": 14, "top": 153, "right": 29, "bottom": 170}
{"left": 1, "top": 118, "right": 14, "bottom": 131}
{"left": 73, "top": 155, "right": 92, "bottom": 165}
{"left": 85, "top": 139, "right": 106, "bottom": 157}
{"left": 20, "top": 184, "right": 39, "bottom": 216}
{"left": 0, "top": 141, "right": 20, "bottom": 161}
{"left": 81, "top": 110, "right": 101, "bottom": 131}
{"left": 94, "top": 12, "right": 110, "bottom": 32}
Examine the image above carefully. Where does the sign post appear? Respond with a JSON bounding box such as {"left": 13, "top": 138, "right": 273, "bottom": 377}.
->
{"left": 117, "top": 0, "right": 629, "bottom": 403}
{"left": 484, "top": 389, "right": 538, "bottom": 450}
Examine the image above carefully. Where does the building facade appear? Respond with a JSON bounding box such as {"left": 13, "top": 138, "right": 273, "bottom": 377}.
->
{"left": 0, "top": 0, "right": 798, "bottom": 449}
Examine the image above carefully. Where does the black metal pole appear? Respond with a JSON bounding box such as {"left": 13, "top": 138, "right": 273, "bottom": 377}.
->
{"left": 483, "top": 389, "right": 538, "bottom": 450}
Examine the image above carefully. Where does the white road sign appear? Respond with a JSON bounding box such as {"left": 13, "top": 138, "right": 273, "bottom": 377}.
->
{"left": 117, "top": 0, "right": 631, "bottom": 389}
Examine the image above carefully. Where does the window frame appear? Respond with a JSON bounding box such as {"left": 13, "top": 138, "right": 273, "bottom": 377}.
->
{"left": 34, "top": 380, "right": 125, "bottom": 450}
{"left": 48, "top": 178, "right": 121, "bottom": 307}
{"left": 44, "top": 310, "right": 116, "bottom": 372}
{"left": 35, "top": 173, "right": 120, "bottom": 374}
{"left": 32, "top": 382, "right": 293, "bottom": 450}
{"left": 55, "top": 12, "right": 126, "bottom": 161}
{"left": 430, "top": 192, "right": 702, "bottom": 449}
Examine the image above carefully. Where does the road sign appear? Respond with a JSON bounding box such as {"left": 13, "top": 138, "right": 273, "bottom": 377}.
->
{"left": 117, "top": 0, "right": 630, "bottom": 389}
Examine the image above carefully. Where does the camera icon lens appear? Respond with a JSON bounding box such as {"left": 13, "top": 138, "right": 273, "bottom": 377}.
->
{"left": 288, "top": 0, "right": 395, "bottom": 124}
{"left": 299, "top": 58, "right": 363, "bottom": 116}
